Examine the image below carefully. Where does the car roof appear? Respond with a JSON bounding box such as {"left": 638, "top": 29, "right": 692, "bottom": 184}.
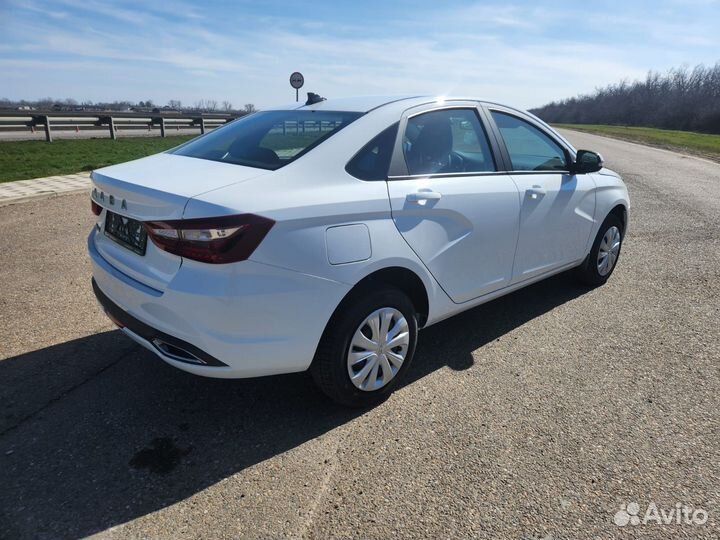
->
{"left": 266, "top": 94, "right": 530, "bottom": 115}
{"left": 306, "top": 95, "right": 436, "bottom": 112}
{"left": 263, "top": 95, "right": 425, "bottom": 113}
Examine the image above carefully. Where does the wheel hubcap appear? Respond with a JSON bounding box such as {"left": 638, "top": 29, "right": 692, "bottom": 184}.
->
{"left": 597, "top": 225, "right": 621, "bottom": 276}
{"left": 347, "top": 307, "right": 409, "bottom": 392}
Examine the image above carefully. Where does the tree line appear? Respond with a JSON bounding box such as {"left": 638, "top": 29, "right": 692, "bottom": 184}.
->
{"left": 530, "top": 63, "right": 720, "bottom": 134}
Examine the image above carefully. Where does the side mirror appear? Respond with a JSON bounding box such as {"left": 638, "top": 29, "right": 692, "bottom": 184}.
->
{"left": 573, "top": 150, "right": 604, "bottom": 174}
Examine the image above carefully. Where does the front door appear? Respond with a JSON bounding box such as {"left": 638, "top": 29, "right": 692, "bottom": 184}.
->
{"left": 488, "top": 110, "right": 596, "bottom": 282}
{"left": 387, "top": 106, "right": 520, "bottom": 304}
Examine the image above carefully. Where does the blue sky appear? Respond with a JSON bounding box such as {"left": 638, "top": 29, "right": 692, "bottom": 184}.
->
{"left": 1, "top": 0, "right": 719, "bottom": 109}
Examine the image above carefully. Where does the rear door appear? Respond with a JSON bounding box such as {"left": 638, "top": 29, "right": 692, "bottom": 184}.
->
{"left": 486, "top": 108, "right": 596, "bottom": 283}
{"left": 386, "top": 103, "right": 520, "bottom": 304}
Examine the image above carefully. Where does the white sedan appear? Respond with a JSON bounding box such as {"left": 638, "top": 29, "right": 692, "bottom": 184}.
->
{"left": 88, "top": 95, "right": 629, "bottom": 407}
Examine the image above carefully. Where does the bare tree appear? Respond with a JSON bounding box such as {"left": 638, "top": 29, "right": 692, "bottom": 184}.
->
{"left": 530, "top": 62, "right": 720, "bottom": 134}
{"left": 222, "top": 100, "right": 233, "bottom": 111}
{"left": 194, "top": 100, "right": 219, "bottom": 111}
{"left": 244, "top": 103, "right": 256, "bottom": 113}
{"left": 168, "top": 99, "right": 182, "bottom": 110}
{"left": 36, "top": 97, "right": 54, "bottom": 109}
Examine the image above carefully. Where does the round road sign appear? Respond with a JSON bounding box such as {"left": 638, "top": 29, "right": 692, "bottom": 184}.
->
{"left": 290, "top": 72, "right": 304, "bottom": 89}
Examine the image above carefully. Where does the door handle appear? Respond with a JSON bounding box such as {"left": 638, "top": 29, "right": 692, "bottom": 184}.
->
{"left": 406, "top": 190, "right": 442, "bottom": 202}
{"left": 527, "top": 185, "right": 546, "bottom": 199}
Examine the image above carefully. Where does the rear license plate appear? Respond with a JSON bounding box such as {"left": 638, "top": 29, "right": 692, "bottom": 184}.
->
{"left": 105, "top": 211, "right": 147, "bottom": 255}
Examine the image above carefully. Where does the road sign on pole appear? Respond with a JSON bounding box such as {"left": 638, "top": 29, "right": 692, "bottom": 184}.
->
{"left": 290, "top": 72, "right": 304, "bottom": 102}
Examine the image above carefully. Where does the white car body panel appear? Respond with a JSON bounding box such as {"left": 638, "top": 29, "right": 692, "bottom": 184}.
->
{"left": 387, "top": 174, "right": 520, "bottom": 303}
{"left": 509, "top": 172, "right": 596, "bottom": 282}
{"left": 90, "top": 231, "right": 350, "bottom": 376}
{"left": 88, "top": 95, "right": 630, "bottom": 379}
{"left": 92, "top": 153, "right": 270, "bottom": 215}
{"left": 590, "top": 168, "right": 631, "bottom": 236}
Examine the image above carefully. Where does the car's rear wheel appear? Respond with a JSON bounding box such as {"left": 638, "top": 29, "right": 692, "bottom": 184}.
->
{"left": 577, "top": 213, "right": 624, "bottom": 286}
{"left": 311, "top": 288, "right": 418, "bottom": 407}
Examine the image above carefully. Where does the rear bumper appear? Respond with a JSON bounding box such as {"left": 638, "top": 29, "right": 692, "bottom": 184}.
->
{"left": 88, "top": 229, "right": 351, "bottom": 378}
{"left": 92, "top": 278, "right": 226, "bottom": 367}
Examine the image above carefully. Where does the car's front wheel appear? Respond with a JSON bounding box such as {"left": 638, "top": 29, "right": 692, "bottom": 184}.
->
{"left": 311, "top": 288, "right": 418, "bottom": 407}
{"left": 577, "top": 213, "right": 624, "bottom": 286}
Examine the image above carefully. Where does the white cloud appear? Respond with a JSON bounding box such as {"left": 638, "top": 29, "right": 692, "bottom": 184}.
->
{"left": 1, "top": 0, "right": 718, "bottom": 109}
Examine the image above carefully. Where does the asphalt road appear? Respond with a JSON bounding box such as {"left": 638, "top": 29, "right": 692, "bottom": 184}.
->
{"left": 1, "top": 130, "right": 719, "bottom": 539}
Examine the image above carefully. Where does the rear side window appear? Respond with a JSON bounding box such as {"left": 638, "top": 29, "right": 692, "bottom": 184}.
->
{"left": 490, "top": 111, "right": 568, "bottom": 171}
{"left": 172, "top": 110, "right": 363, "bottom": 170}
{"left": 403, "top": 108, "right": 496, "bottom": 175}
{"left": 345, "top": 123, "right": 398, "bottom": 181}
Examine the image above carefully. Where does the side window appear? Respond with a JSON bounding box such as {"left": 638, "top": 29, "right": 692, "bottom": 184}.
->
{"left": 490, "top": 111, "right": 568, "bottom": 171}
{"left": 403, "top": 109, "right": 496, "bottom": 175}
{"left": 346, "top": 123, "right": 399, "bottom": 181}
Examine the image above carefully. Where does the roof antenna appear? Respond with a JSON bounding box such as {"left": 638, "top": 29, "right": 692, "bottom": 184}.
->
{"left": 305, "top": 92, "right": 326, "bottom": 106}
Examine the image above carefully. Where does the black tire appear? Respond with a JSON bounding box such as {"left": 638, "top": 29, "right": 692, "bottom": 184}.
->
{"left": 311, "top": 287, "right": 418, "bottom": 408}
{"left": 577, "top": 213, "right": 624, "bottom": 286}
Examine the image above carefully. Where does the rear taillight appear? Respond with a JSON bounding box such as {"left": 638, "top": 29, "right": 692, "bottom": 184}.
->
{"left": 91, "top": 200, "right": 102, "bottom": 216}
{"left": 144, "top": 214, "right": 274, "bottom": 264}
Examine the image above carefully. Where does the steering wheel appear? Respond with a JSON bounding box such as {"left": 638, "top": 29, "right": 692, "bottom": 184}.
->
{"left": 446, "top": 151, "right": 466, "bottom": 173}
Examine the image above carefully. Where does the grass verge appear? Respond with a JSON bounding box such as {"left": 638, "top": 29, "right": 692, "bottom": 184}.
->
{"left": 0, "top": 136, "right": 194, "bottom": 183}
{"left": 554, "top": 124, "right": 720, "bottom": 162}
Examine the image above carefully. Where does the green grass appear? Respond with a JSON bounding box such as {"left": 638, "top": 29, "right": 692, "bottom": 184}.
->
{"left": 553, "top": 124, "right": 720, "bottom": 161}
{"left": 0, "top": 136, "right": 195, "bottom": 183}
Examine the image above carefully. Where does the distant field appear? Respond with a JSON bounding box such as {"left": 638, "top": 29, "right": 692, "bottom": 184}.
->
{"left": 0, "top": 136, "right": 194, "bottom": 183}
{"left": 554, "top": 124, "right": 720, "bottom": 161}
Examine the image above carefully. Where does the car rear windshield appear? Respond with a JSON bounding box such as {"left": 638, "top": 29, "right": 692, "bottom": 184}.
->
{"left": 171, "top": 110, "right": 363, "bottom": 170}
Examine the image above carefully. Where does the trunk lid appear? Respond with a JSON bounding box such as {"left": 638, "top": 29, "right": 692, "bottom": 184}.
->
{"left": 92, "top": 153, "right": 270, "bottom": 220}
{"left": 91, "top": 152, "right": 270, "bottom": 291}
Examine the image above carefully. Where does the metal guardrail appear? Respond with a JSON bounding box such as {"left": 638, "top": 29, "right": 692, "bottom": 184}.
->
{"left": 0, "top": 111, "right": 240, "bottom": 142}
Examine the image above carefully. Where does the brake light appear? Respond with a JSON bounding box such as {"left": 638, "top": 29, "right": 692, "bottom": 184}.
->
{"left": 91, "top": 200, "right": 102, "bottom": 216}
{"left": 144, "top": 214, "right": 274, "bottom": 264}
